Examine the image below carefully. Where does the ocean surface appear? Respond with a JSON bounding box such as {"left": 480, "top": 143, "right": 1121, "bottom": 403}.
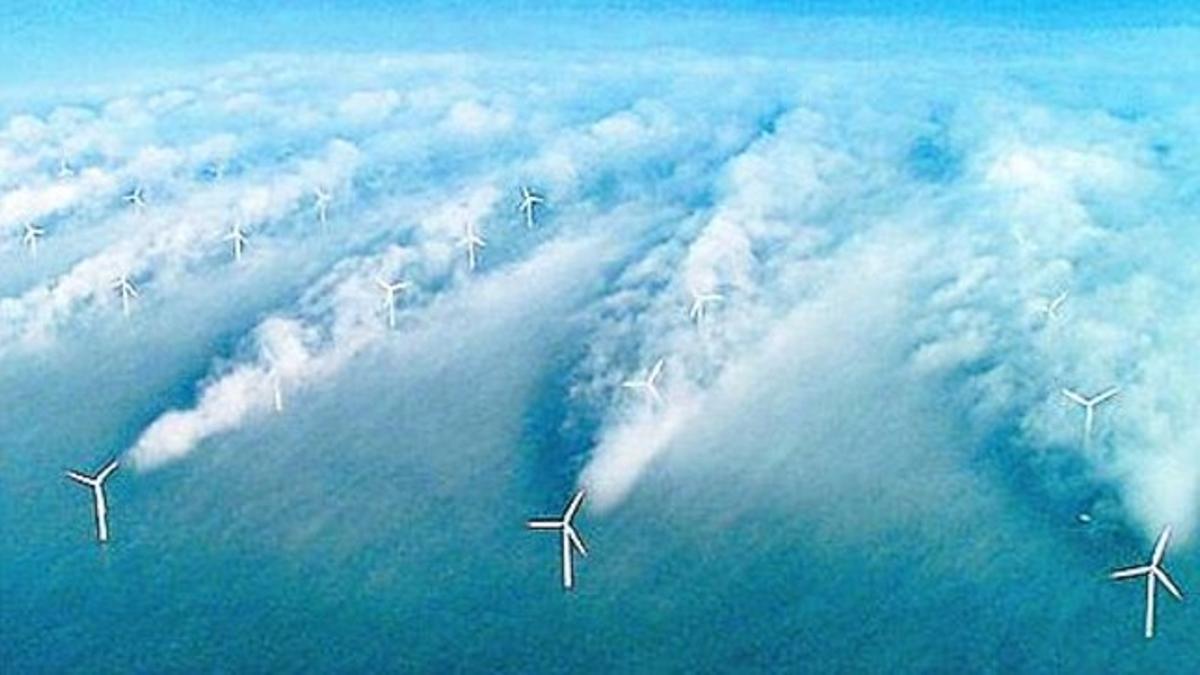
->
{"left": 1, "top": 5, "right": 1198, "bottom": 673}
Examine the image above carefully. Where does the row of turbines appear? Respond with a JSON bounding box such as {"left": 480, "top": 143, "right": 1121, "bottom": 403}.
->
{"left": 16, "top": 179, "right": 547, "bottom": 317}
{"left": 22, "top": 161, "right": 1184, "bottom": 640}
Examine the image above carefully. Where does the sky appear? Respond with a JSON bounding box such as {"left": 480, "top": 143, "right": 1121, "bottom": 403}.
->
{"left": 1, "top": 3, "right": 1199, "bottom": 672}
{"left": 3, "top": 1, "right": 1199, "bottom": 92}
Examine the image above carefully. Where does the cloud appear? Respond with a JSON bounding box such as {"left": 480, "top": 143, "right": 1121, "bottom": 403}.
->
{"left": 1, "top": 49, "right": 1194, "bottom": 550}
{"left": 338, "top": 89, "right": 402, "bottom": 123}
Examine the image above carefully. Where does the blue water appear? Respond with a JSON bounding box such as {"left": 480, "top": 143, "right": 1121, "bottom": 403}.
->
{"left": 2, "top": 5, "right": 1199, "bottom": 673}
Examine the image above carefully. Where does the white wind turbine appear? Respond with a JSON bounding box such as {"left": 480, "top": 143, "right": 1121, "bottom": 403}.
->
{"left": 111, "top": 274, "right": 139, "bottom": 317}
{"left": 225, "top": 220, "right": 249, "bottom": 261}
{"left": 1061, "top": 386, "right": 1120, "bottom": 444}
{"left": 314, "top": 187, "right": 332, "bottom": 225}
{"left": 458, "top": 221, "right": 486, "bottom": 271}
{"left": 623, "top": 358, "right": 666, "bottom": 406}
{"left": 124, "top": 186, "right": 146, "bottom": 213}
{"left": 65, "top": 459, "right": 120, "bottom": 543}
{"left": 23, "top": 222, "right": 44, "bottom": 255}
{"left": 516, "top": 186, "right": 545, "bottom": 229}
{"left": 1040, "top": 291, "right": 1069, "bottom": 321}
{"left": 1111, "top": 526, "right": 1185, "bottom": 639}
{"left": 376, "top": 275, "right": 413, "bottom": 329}
{"left": 527, "top": 490, "right": 589, "bottom": 590}
{"left": 688, "top": 288, "right": 724, "bottom": 323}
{"left": 263, "top": 347, "right": 285, "bottom": 413}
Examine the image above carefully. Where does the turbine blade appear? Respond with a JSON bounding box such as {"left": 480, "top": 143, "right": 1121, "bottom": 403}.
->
{"left": 1155, "top": 568, "right": 1184, "bottom": 601}
{"left": 97, "top": 459, "right": 120, "bottom": 481}
{"left": 649, "top": 358, "right": 665, "bottom": 382}
{"left": 1111, "top": 565, "right": 1153, "bottom": 580}
{"left": 1152, "top": 527, "right": 1172, "bottom": 565}
{"left": 65, "top": 470, "right": 94, "bottom": 486}
{"left": 563, "top": 490, "right": 586, "bottom": 523}
{"left": 566, "top": 526, "right": 588, "bottom": 557}
{"left": 1062, "top": 389, "right": 1088, "bottom": 406}
{"left": 527, "top": 519, "right": 561, "bottom": 530}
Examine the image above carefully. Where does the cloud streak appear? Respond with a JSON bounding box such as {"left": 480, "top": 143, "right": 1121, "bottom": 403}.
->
{"left": 1, "top": 49, "right": 1194, "bottom": 548}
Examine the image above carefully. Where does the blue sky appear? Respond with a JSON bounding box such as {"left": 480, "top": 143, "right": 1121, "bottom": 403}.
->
{"left": 3, "top": 1, "right": 1199, "bottom": 90}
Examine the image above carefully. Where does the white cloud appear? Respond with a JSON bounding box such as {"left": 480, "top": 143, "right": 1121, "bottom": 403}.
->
{"left": 0, "top": 49, "right": 1193, "bottom": 551}
{"left": 441, "top": 99, "right": 513, "bottom": 136}
{"left": 338, "top": 89, "right": 402, "bottom": 123}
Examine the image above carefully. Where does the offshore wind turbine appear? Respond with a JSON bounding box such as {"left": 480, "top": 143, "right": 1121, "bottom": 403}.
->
{"left": 206, "top": 161, "right": 227, "bottom": 181}
{"left": 623, "top": 358, "right": 666, "bottom": 406}
{"left": 527, "top": 490, "right": 589, "bottom": 590}
{"left": 516, "top": 186, "right": 545, "bottom": 229}
{"left": 1041, "top": 291, "right": 1069, "bottom": 320}
{"left": 458, "top": 221, "right": 486, "bottom": 271}
{"left": 376, "top": 275, "right": 412, "bottom": 329}
{"left": 22, "top": 222, "right": 44, "bottom": 255}
{"left": 57, "top": 156, "right": 75, "bottom": 179}
{"left": 1061, "top": 386, "right": 1119, "bottom": 444}
{"left": 313, "top": 187, "right": 332, "bottom": 225}
{"left": 124, "top": 186, "right": 146, "bottom": 212}
{"left": 1111, "top": 526, "right": 1185, "bottom": 639}
{"left": 225, "top": 220, "right": 249, "bottom": 261}
{"left": 111, "top": 274, "right": 139, "bottom": 317}
{"left": 65, "top": 459, "right": 120, "bottom": 543}
{"left": 688, "top": 288, "right": 724, "bottom": 323}
{"left": 263, "top": 347, "right": 285, "bottom": 412}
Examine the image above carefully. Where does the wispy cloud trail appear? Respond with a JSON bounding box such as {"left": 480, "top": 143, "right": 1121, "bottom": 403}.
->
{"left": 3, "top": 51, "right": 1195, "bottom": 546}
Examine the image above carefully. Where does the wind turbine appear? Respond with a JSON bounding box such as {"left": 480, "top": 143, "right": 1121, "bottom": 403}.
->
{"left": 376, "top": 276, "right": 412, "bottom": 329}
{"left": 688, "top": 288, "right": 724, "bottom": 323}
{"left": 1111, "top": 526, "right": 1185, "bottom": 639}
{"left": 206, "top": 161, "right": 226, "bottom": 181}
{"left": 1040, "top": 291, "right": 1069, "bottom": 321}
{"left": 22, "top": 222, "right": 44, "bottom": 255}
{"left": 124, "top": 186, "right": 146, "bottom": 212}
{"left": 458, "top": 221, "right": 486, "bottom": 271}
{"left": 516, "top": 186, "right": 545, "bottom": 229}
{"left": 623, "top": 358, "right": 665, "bottom": 406}
{"left": 65, "top": 459, "right": 120, "bottom": 543}
{"left": 1061, "top": 386, "right": 1119, "bottom": 444}
{"left": 263, "top": 347, "right": 284, "bottom": 412}
{"left": 225, "top": 221, "right": 249, "bottom": 261}
{"left": 527, "top": 490, "right": 589, "bottom": 590}
{"left": 57, "top": 156, "right": 75, "bottom": 179}
{"left": 111, "top": 274, "right": 139, "bottom": 317}
{"left": 313, "top": 187, "right": 332, "bottom": 225}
